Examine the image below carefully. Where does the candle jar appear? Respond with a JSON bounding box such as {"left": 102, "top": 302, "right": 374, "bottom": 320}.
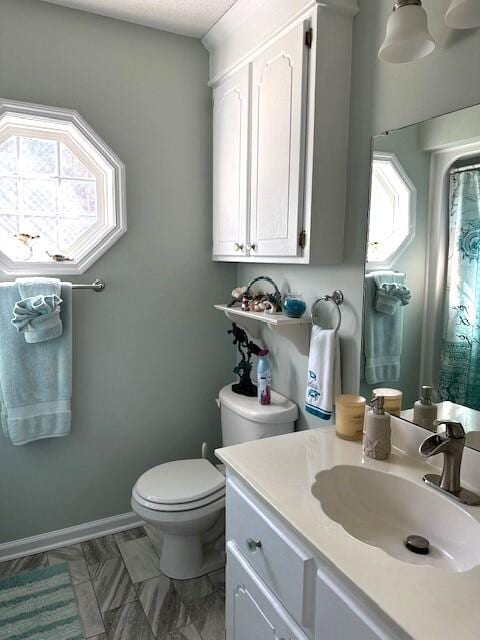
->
{"left": 373, "top": 388, "right": 403, "bottom": 416}
{"left": 335, "top": 395, "right": 366, "bottom": 440}
{"left": 282, "top": 293, "right": 306, "bottom": 318}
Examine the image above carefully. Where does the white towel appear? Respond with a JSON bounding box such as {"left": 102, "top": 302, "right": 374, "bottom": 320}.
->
{"left": 305, "top": 327, "right": 341, "bottom": 421}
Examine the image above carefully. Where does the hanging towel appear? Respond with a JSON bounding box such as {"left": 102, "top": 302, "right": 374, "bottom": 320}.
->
{"left": 305, "top": 327, "right": 341, "bottom": 422}
{"left": 0, "top": 281, "right": 72, "bottom": 445}
{"left": 12, "top": 277, "right": 63, "bottom": 343}
{"left": 363, "top": 271, "right": 411, "bottom": 385}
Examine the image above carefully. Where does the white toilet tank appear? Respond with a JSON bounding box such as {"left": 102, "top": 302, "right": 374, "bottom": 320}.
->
{"left": 218, "top": 384, "right": 298, "bottom": 447}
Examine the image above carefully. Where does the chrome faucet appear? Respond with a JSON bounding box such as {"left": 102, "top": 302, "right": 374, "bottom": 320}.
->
{"left": 419, "top": 420, "right": 480, "bottom": 506}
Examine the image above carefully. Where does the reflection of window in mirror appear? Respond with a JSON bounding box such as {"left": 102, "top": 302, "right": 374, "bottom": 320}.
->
{"left": 367, "top": 152, "right": 416, "bottom": 269}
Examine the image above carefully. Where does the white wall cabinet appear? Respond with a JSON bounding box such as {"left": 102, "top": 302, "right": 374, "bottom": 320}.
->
{"left": 204, "top": 0, "right": 358, "bottom": 264}
{"left": 225, "top": 474, "right": 411, "bottom": 640}
{"left": 249, "top": 22, "right": 308, "bottom": 259}
{"left": 212, "top": 67, "right": 249, "bottom": 258}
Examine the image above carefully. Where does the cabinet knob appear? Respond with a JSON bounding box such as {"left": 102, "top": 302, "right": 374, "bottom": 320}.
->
{"left": 234, "top": 242, "right": 244, "bottom": 252}
{"left": 246, "top": 243, "right": 256, "bottom": 252}
{"left": 246, "top": 538, "right": 262, "bottom": 552}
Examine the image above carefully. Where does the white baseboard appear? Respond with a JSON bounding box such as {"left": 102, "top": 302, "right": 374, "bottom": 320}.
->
{"left": 0, "top": 512, "right": 144, "bottom": 562}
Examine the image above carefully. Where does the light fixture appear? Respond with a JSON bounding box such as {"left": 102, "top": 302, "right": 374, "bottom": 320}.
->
{"left": 445, "top": 0, "right": 480, "bottom": 29}
{"left": 378, "top": 0, "right": 435, "bottom": 64}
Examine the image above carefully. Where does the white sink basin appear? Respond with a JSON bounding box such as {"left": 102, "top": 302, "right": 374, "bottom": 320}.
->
{"left": 311, "top": 465, "right": 480, "bottom": 572}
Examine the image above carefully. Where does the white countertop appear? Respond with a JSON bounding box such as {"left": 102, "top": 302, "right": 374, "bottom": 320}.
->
{"left": 216, "top": 427, "right": 480, "bottom": 640}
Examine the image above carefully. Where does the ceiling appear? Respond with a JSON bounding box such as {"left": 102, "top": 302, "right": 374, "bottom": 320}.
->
{"left": 38, "top": 0, "right": 239, "bottom": 38}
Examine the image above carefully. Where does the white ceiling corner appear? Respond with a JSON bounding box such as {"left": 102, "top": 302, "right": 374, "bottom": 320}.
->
{"left": 37, "top": 0, "right": 240, "bottom": 38}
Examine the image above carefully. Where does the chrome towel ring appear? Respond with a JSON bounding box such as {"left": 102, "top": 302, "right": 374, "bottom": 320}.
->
{"left": 311, "top": 290, "right": 344, "bottom": 333}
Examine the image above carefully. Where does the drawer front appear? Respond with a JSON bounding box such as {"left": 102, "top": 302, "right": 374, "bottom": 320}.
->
{"left": 227, "top": 477, "right": 314, "bottom": 628}
{"left": 227, "top": 541, "right": 308, "bottom": 640}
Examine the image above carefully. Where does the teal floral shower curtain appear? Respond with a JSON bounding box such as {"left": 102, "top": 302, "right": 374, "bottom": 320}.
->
{"left": 439, "top": 169, "right": 480, "bottom": 410}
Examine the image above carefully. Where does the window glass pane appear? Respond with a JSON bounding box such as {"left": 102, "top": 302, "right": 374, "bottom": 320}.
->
{"left": 0, "top": 177, "right": 18, "bottom": 210}
{"left": 22, "top": 178, "right": 58, "bottom": 213}
{"left": 60, "top": 143, "right": 94, "bottom": 179}
{"left": 60, "top": 180, "right": 97, "bottom": 216}
{"left": 0, "top": 215, "right": 19, "bottom": 235}
{"left": 19, "top": 137, "right": 58, "bottom": 175}
{"left": 59, "top": 217, "right": 95, "bottom": 247}
{"left": 22, "top": 216, "right": 58, "bottom": 249}
{"left": 0, "top": 137, "right": 17, "bottom": 175}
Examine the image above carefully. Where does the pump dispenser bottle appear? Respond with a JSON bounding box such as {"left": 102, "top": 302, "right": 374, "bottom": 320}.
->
{"left": 363, "top": 396, "right": 391, "bottom": 460}
{"left": 413, "top": 386, "right": 437, "bottom": 429}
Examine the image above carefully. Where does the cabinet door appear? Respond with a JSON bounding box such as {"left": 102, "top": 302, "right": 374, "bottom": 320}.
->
{"left": 315, "top": 568, "right": 409, "bottom": 640}
{"left": 250, "top": 22, "right": 309, "bottom": 258}
{"left": 227, "top": 542, "right": 308, "bottom": 640}
{"left": 212, "top": 66, "right": 249, "bottom": 258}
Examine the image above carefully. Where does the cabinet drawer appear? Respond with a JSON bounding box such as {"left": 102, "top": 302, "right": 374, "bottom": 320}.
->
{"left": 227, "top": 541, "right": 308, "bottom": 640}
{"left": 227, "top": 477, "right": 314, "bottom": 628}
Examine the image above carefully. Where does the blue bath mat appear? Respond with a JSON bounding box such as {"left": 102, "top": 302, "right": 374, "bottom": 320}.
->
{"left": 0, "top": 563, "right": 84, "bottom": 640}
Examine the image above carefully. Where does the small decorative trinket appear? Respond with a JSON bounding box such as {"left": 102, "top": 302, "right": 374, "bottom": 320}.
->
{"left": 46, "top": 251, "right": 73, "bottom": 262}
{"left": 228, "top": 322, "right": 262, "bottom": 397}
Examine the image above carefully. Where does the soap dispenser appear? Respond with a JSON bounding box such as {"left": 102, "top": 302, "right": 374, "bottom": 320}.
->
{"left": 413, "top": 385, "right": 437, "bottom": 429}
{"left": 363, "top": 396, "right": 391, "bottom": 460}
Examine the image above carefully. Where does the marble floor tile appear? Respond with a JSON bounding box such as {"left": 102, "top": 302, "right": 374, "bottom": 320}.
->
{"left": 173, "top": 576, "right": 214, "bottom": 602}
{"left": 167, "top": 624, "right": 203, "bottom": 640}
{"left": 0, "top": 552, "right": 47, "bottom": 578}
{"left": 185, "top": 588, "right": 225, "bottom": 640}
{"left": 144, "top": 524, "right": 164, "bottom": 555}
{"left": 74, "top": 579, "right": 105, "bottom": 638}
{"left": 82, "top": 534, "right": 120, "bottom": 566}
{"left": 114, "top": 527, "right": 146, "bottom": 544}
{"left": 208, "top": 569, "right": 225, "bottom": 585}
{"left": 104, "top": 601, "right": 155, "bottom": 640}
{"left": 48, "top": 543, "right": 89, "bottom": 584}
{"left": 89, "top": 557, "right": 137, "bottom": 612}
{"left": 137, "top": 574, "right": 190, "bottom": 636}
{"left": 118, "top": 536, "right": 161, "bottom": 583}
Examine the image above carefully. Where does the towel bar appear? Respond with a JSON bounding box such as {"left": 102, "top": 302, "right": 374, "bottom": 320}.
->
{"left": 71, "top": 279, "right": 105, "bottom": 292}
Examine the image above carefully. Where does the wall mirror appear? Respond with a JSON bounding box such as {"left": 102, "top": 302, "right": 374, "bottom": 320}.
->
{"left": 361, "top": 103, "right": 480, "bottom": 451}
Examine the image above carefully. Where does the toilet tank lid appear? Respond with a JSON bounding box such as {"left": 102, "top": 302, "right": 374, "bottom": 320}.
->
{"left": 219, "top": 384, "right": 298, "bottom": 424}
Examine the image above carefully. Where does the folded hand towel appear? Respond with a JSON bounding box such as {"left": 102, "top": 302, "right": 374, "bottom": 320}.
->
{"left": 305, "top": 327, "right": 341, "bottom": 422}
{"left": 13, "top": 278, "right": 63, "bottom": 343}
{"left": 363, "top": 271, "right": 409, "bottom": 384}
{"left": 0, "top": 281, "right": 72, "bottom": 445}
{"left": 12, "top": 294, "right": 63, "bottom": 343}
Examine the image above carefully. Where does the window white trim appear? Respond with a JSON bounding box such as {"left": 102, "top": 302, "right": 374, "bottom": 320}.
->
{"left": 0, "top": 99, "right": 126, "bottom": 275}
{"left": 366, "top": 151, "right": 416, "bottom": 271}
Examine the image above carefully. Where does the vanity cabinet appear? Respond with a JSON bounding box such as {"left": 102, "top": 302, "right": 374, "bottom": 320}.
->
{"left": 225, "top": 474, "right": 409, "bottom": 640}
{"left": 204, "top": 0, "right": 358, "bottom": 264}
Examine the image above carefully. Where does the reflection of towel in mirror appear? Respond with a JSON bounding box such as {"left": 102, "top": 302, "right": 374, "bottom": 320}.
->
{"left": 363, "top": 271, "right": 410, "bottom": 384}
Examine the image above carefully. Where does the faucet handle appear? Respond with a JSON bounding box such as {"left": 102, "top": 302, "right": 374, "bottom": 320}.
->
{"left": 433, "top": 419, "right": 465, "bottom": 439}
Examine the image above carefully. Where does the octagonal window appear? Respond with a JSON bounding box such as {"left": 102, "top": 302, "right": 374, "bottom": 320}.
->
{"left": 0, "top": 100, "right": 126, "bottom": 275}
{"left": 367, "top": 152, "right": 416, "bottom": 269}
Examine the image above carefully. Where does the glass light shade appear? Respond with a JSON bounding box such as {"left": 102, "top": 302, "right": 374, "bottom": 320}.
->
{"left": 378, "top": 3, "right": 435, "bottom": 63}
{"left": 445, "top": 0, "right": 480, "bottom": 29}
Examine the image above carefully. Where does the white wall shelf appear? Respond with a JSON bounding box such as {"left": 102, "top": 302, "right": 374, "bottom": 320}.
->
{"left": 215, "top": 304, "right": 311, "bottom": 354}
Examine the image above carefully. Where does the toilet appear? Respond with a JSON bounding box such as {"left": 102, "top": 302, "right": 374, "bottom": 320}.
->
{"left": 131, "top": 383, "right": 298, "bottom": 580}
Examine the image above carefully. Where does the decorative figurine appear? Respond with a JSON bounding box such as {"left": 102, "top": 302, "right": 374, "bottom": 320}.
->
{"left": 228, "top": 322, "right": 262, "bottom": 397}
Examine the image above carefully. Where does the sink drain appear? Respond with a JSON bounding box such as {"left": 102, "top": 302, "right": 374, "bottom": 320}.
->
{"left": 405, "top": 534, "right": 430, "bottom": 555}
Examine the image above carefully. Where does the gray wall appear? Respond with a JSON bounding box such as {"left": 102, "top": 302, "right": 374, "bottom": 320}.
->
{"left": 361, "top": 125, "right": 431, "bottom": 409}
{"left": 0, "top": 0, "right": 235, "bottom": 543}
{"left": 238, "top": 0, "right": 480, "bottom": 429}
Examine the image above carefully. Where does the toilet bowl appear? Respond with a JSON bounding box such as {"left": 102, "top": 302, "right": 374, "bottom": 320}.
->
{"left": 131, "top": 384, "right": 298, "bottom": 579}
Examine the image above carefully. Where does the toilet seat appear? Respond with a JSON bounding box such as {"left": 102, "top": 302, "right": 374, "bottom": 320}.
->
{"left": 133, "top": 458, "right": 225, "bottom": 512}
{"left": 132, "top": 485, "right": 225, "bottom": 512}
